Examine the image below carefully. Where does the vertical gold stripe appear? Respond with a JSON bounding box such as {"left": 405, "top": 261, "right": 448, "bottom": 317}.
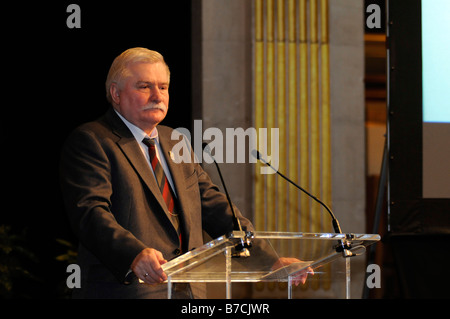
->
{"left": 266, "top": 0, "right": 276, "bottom": 231}
{"left": 320, "top": 0, "right": 332, "bottom": 291}
{"left": 310, "top": 0, "right": 321, "bottom": 291}
{"left": 255, "top": 0, "right": 264, "bottom": 41}
{"left": 299, "top": 0, "right": 309, "bottom": 233}
{"left": 276, "top": 0, "right": 285, "bottom": 40}
{"left": 276, "top": 0, "right": 286, "bottom": 232}
{"left": 298, "top": 1, "right": 310, "bottom": 289}
{"left": 321, "top": 0, "right": 331, "bottom": 232}
{"left": 320, "top": 0, "right": 329, "bottom": 42}
{"left": 254, "top": 0, "right": 265, "bottom": 231}
{"left": 310, "top": 0, "right": 321, "bottom": 234}
{"left": 320, "top": 0, "right": 331, "bottom": 231}
{"left": 287, "top": 0, "right": 298, "bottom": 233}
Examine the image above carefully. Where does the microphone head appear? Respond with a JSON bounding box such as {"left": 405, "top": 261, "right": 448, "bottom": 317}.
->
{"left": 202, "top": 142, "right": 211, "bottom": 154}
{"left": 251, "top": 149, "right": 260, "bottom": 160}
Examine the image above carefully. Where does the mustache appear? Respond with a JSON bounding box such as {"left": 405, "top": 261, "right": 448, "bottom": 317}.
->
{"left": 142, "top": 102, "right": 167, "bottom": 112}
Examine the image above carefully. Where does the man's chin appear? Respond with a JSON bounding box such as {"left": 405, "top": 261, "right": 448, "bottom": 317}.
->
{"left": 143, "top": 108, "right": 165, "bottom": 115}
{"left": 143, "top": 112, "right": 166, "bottom": 125}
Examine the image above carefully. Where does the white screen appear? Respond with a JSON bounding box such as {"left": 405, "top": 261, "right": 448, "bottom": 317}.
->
{"left": 422, "top": 0, "right": 450, "bottom": 123}
{"left": 422, "top": 0, "right": 450, "bottom": 198}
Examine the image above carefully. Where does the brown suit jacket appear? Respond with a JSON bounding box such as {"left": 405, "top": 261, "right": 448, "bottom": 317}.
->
{"left": 60, "top": 108, "right": 255, "bottom": 298}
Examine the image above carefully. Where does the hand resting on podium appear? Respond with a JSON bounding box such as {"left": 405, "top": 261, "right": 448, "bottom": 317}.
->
{"left": 271, "top": 257, "right": 315, "bottom": 286}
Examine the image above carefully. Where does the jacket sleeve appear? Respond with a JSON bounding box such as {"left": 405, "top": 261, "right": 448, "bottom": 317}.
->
{"left": 59, "top": 127, "right": 147, "bottom": 282}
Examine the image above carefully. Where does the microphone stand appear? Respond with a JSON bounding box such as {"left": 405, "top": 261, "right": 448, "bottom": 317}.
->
{"left": 253, "top": 150, "right": 355, "bottom": 258}
{"left": 202, "top": 143, "right": 252, "bottom": 257}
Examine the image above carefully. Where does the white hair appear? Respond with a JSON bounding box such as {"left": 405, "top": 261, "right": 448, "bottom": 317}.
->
{"left": 105, "top": 47, "right": 170, "bottom": 103}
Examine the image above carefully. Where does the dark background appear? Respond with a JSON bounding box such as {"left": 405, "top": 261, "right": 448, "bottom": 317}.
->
{"left": 1, "top": 1, "right": 192, "bottom": 298}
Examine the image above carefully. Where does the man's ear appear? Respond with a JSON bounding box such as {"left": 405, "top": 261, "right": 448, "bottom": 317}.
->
{"left": 110, "top": 83, "right": 121, "bottom": 105}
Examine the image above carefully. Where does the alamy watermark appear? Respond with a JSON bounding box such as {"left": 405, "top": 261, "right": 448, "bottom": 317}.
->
{"left": 68, "top": 3, "right": 383, "bottom": 31}
{"left": 66, "top": 263, "right": 381, "bottom": 289}
{"left": 366, "top": 263, "right": 381, "bottom": 289}
{"left": 66, "top": 4, "right": 81, "bottom": 29}
{"left": 66, "top": 264, "right": 81, "bottom": 289}
{"left": 170, "top": 120, "right": 279, "bottom": 175}
{"left": 366, "top": 3, "right": 382, "bottom": 30}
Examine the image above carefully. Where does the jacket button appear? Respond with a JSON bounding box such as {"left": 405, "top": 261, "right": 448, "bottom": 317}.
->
{"left": 173, "top": 248, "right": 181, "bottom": 255}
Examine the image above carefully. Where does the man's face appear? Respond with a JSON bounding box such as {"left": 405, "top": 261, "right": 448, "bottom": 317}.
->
{"left": 111, "top": 62, "right": 169, "bottom": 134}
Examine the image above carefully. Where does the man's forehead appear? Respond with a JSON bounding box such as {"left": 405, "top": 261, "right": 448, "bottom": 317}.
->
{"left": 128, "top": 62, "right": 168, "bottom": 81}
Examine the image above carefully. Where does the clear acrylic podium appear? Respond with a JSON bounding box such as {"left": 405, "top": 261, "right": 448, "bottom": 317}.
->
{"left": 160, "top": 231, "right": 380, "bottom": 299}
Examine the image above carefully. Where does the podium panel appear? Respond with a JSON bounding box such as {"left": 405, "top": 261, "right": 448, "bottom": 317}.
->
{"left": 156, "top": 231, "right": 380, "bottom": 299}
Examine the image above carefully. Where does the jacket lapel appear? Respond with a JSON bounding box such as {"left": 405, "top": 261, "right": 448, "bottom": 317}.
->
{"left": 104, "top": 109, "right": 177, "bottom": 230}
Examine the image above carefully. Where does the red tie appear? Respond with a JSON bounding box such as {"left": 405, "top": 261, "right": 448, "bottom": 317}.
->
{"left": 143, "top": 137, "right": 182, "bottom": 251}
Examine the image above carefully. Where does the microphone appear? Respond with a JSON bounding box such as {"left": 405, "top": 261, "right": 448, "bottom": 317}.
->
{"left": 202, "top": 143, "right": 252, "bottom": 257}
{"left": 252, "top": 149, "right": 355, "bottom": 257}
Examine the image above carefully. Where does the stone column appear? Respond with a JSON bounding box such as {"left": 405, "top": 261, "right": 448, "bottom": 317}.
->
{"left": 192, "top": 0, "right": 366, "bottom": 298}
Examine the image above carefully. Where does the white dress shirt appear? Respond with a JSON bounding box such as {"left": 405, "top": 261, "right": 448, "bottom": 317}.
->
{"left": 114, "top": 109, "right": 177, "bottom": 197}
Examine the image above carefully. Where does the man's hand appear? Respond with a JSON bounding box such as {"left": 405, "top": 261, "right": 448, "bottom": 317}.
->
{"left": 272, "top": 257, "right": 314, "bottom": 286}
{"left": 131, "top": 248, "right": 168, "bottom": 285}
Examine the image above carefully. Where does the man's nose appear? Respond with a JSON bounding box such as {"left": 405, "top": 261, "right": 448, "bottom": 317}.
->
{"left": 150, "top": 87, "right": 163, "bottom": 103}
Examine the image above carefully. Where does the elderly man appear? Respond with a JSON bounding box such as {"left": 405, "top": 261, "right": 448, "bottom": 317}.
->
{"left": 60, "top": 47, "right": 257, "bottom": 298}
{"left": 60, "top": 47, "right": 310, "bottom": 299}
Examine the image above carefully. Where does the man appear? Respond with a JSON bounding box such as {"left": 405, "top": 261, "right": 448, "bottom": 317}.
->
{"left": 60, "top": 47, "right": 309, "bottom": 299}
{"left": 60, "top": 47, "right": 253, "bottom": 298}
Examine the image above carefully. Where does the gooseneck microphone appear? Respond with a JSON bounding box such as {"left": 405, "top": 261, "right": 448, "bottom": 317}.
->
{"left": 252, "top": 149, "right": 355, "bottom": 257}
{"left": 252, "top": 150, "right": 341, "bottom": 233}
{"left": 202, "top": 143, "right": 252, "bottom": 256}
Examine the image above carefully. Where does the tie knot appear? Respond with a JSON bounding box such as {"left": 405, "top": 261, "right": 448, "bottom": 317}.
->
{"left": 143, "top": 137, "right": 156, "bottom": 147}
